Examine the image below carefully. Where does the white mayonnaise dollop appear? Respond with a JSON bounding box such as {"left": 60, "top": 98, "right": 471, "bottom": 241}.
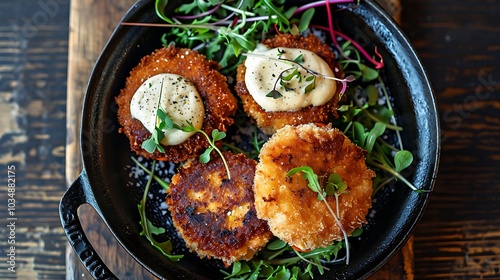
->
{"left": 244, "top": 46, "right": 337, "bottom": 112}
{"left": 130, "top": 73, "right": 204, "bottom": 146}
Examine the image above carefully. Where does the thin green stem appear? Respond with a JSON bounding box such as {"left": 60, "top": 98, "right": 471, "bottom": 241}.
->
{"left": 140, "top": 160, "right": 156, "bottom": 238}
{"left": 131, "top": 157, "right": 170, "bottom": 190}
{"left": 199, "top": 130, "right": 231, "bottom": 180}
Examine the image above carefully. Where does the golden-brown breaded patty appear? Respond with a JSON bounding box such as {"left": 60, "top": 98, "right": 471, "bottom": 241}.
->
{"left": 167, "top": 151, "right": 272, "bottom": 266}
{"left": 116, "top": 46, "right": 237, "bottom": 162}
{"left": 253, "top": 124, "right": 375, "bottom": 251}
{"left": 235, "top": 34, "right": 344, "bottom": 135}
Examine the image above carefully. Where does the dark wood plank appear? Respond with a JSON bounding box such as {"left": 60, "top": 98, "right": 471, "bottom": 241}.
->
{"left": 401, "top": 0, "right": 500, "bottom": 278}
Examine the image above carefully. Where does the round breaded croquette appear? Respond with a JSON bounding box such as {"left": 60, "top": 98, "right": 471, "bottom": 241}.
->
{"left": 116, "top": 46, "right": 238, "bottom": 162}
{"left": 253, "top": 123, "right": 375, "bottom": 251}
{"left": 235, "top": 34, "right": 344, "bottom": 134}
{"left": 167, "top": 151, "right": 273, "bottom": 266}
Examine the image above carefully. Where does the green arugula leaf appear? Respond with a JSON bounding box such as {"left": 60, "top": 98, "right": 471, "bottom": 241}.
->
{"left": 139, "top": 207, "right": 166, "bottom": 236}
{"left": 154, "top": 0, "right": 174, "bottom": 24}
{"left": 260, "top": 0, "right": 290, "bottom": 30}
{"left": 177, "top": 0, "right": 218, "bottom": 14}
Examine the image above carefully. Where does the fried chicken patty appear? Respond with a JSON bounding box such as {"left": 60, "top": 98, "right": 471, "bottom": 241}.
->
{"left": 116, "top": 46, "right": 237, "bottom": 162}
{"left": 253, "top": 124, "right": 375, "bottom": 251}
{"left": 235, "top": 34, "right": 344, "bottom": 134}
{"left": 167, "top": 151, "right": 272, "bottom": 265}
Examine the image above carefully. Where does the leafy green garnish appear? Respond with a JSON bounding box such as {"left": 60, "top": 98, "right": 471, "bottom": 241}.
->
{"left": 131, "top": 156, "right": 170, "bottom": 190}
{"left": 128, "top": 2, "right": 426, "bottom": 279}
{"left": 137, "top": 160, "right": 183, "bottom": 261}
{"left": 334, "top": 41, "right": 427, "bottom": 194}
{"left": 243, "top": 50, "right": 354, "bottom": 99}
{"left": 176, "top": 123, "right": 231, "bottom": 179}
{"left": 286, "top": 166, "right": 351, "bottom": 265}
{"left": 140, "top": 85, "right": 232, "bottom": 178}
{"left": 151, "top": 0, "right": 315, "bottom": 74}
{"left": 221, "top": 242, "right": 345, "bottom": 280}
{"left": 220, "top": 167, "right": 351, "bottom": 279}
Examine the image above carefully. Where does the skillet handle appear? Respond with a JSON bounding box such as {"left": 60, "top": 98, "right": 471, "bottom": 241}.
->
{"left": 59, "top": 171, "right": 118, "bottom": 280}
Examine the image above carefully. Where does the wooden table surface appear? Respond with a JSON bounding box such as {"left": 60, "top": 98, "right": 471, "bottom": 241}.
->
{"left": 1, "top": 0, "right": 499, "bottom": 279}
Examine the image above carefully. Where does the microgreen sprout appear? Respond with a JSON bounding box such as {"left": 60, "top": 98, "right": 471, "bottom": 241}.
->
{"left": 123, "top": 0, "right": 316, "bottom": 74}
{"left": 127, "top": 1, "right": 424, "bottom": 278}
{"left": 331, "top": 41, "right": 427, "bottom": 194}
{"left": 286, "top": 166, "right": 351, "bottom": 265}
{"left": 137, "top": 160, "right": 183, "bottom": 261}
{"left": 177, "top": 122, "right": 232, "bottom": 180}
{"left": 221, "top": 241, "right": 345, "bottom": 279}
{"left": 141, "top": 92, "right": 231, "bottom": 179}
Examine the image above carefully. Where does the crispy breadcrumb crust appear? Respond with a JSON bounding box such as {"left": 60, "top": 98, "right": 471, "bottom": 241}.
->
{"left": 167, "top": 151, "right": 272, "bottom": 266}
{"left": 253, "top": 124, "right": 375, "bottom": 251}
{"left": 235, "top": 34, "right": 344, "bottom": 134}
{"left": 116, "top": 46, "right": 237, "bottom": 162}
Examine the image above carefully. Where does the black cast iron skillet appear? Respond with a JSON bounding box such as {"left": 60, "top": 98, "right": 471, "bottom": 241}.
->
{"left": 59, "top": 0, "right": 440, "bottom": 279}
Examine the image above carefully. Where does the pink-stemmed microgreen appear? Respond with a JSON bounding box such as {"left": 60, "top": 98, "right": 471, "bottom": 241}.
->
{"left": 296, "top": 0, "right": 384, "bottom": 69}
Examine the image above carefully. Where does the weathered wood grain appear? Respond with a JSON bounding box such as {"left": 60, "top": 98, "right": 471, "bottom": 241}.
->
{"left": 401, "top": 0, "right": 500, "bottom": 278}
{"left": 65, "top": 0, "right": 412, "bottom": 279}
